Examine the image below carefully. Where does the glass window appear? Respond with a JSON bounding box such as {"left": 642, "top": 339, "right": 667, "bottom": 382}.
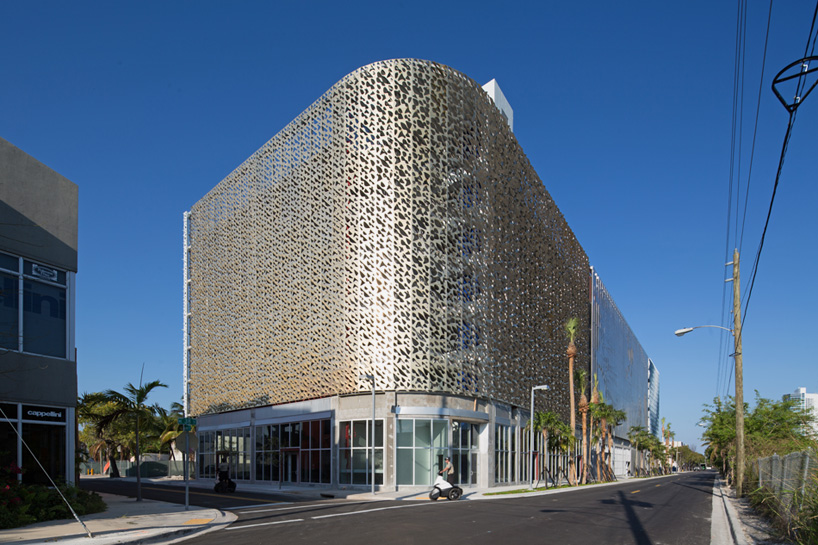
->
{"left": 395, "top": 418, "right": 449, "bottom": 486}
{"left": 0, "top": 253, "right": 70, "bottom": 358}
{"left": 23, "top": 279, "right": 66, "bottom": 358}
{"left": 339, "top": 419, "right": 383, "bottom": 487}
{"left": 22, "top": 423, "right": 65, "bottom": 485}
{"left": 0, "top": 252, "right": 18, "bottom": 272}
{"left": 0, "top": 274, "right": 19, "bottom": 351}
{"left": 415, "top": 420, "right": 431, "bottom": 448}
{"left": 397, "top": 419, "right": 413, "bottom": 447}
{"left": 353, "top": 421, "right": 367, "bottom": 448}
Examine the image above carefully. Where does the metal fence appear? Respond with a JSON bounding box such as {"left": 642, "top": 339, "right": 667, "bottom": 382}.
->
{"left": 755, "top": 450, "right": 817, "bottom": 524}
{"left": 80, "top": 460, "right": 196, "bottom": 478}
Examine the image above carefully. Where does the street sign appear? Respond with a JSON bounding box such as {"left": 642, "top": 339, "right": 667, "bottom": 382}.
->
{"left": 177, "top": 417, "right": 197, "bottom": 427}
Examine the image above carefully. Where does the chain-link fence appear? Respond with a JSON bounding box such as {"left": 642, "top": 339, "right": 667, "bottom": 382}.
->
{"left": 755, "top": 450, "right": 817, "bottom": 525}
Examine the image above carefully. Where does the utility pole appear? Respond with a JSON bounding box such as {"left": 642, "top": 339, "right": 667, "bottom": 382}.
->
{"left": 729, "top": 249, "right": 745, "bottom": 497}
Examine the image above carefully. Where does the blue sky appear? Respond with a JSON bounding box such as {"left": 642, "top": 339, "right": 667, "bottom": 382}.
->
{"left": 1, "top": 1, "right": 815, "bottom": 450}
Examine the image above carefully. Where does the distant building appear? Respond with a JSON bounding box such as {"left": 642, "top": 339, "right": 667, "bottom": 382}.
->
{"left": 0, "top": 137, "right": 78, "bottom": 485}
{"left": 647, "top": 359, "right": 660, "bottom": 437}
{"left": 786, "top": 387, "right": 818, "bottom": 436}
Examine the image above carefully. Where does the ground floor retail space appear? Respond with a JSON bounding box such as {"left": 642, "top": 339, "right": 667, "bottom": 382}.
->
{"left": 195, "top": 392, "right": 631, "bottom": 490}
{"left": 0, "top": 401, "right": 75, "bottom": 485}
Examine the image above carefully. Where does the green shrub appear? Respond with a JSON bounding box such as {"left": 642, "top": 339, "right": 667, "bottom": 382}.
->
{"left": 0, "top": 462, "right": 107, "bottom": 529}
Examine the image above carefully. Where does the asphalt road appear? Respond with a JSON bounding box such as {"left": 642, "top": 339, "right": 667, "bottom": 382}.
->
{"left": 79, "top": 478, "right": 308, "bottom": 509}
{"left": 82, "top": 472, "right": 716, "bottom": 544}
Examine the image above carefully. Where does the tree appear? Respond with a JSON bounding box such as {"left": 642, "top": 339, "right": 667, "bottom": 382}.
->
{"left": 564, "top": 317, "right": 578, "bottom": 486}
{"left": 530, "top": 410, "right": 563, "bottom": 486}
{"left": 589, "top": 391, "right": 607, "bottom": 483}
{"left": 606, "top": 407, "right": 627, "bottom": 479}
{"left": 83, "top": 380, "right": 167, "bottom": 501}
{"left": 701, "top": 392, "right": 816, "bottom": 491}
{"left": 628, "top": 425, "right": 652, "bottom": 476}
{"left": 589, "top": 374, "right": 601, "bottom": 482}
{"left": 78, "top": 396, "right": 128, "bottom": 478}
{"left": 677, "top": 444, "right": 705, "bottom": 470}
{"left": 575, "top": 368, "right": 589, "bottom": 484}
{"left": 157, "top": 402, "right": 185, "bottom": 461}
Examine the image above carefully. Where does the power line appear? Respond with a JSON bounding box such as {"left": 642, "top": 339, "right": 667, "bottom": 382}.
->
{"left": 738, "top": 0, "right": 774, "bottom": 254}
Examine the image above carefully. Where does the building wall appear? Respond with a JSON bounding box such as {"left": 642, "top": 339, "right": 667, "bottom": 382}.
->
{"left": 591, "top": 270, "right": 650, "bottom": 439}
{"left": 187, "top": 59, "right": 590, "bottom": 420}
{"left": 648, "top": 359, "right": 660, "bottom": 437}
{"left": 0, "top": 137, "right": 78, "bottom": 485}
{"left": 0, "top": 137, "right": 78, "bottom": 271}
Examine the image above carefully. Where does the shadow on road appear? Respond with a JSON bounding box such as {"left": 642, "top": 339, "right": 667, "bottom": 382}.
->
{"left": 671, "top": 473, "right": 716, "bottom": 497}
{"left": 600, "top": 491, "right": 654, "bottom": 545}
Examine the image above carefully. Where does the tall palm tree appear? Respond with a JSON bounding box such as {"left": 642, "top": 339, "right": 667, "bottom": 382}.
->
{"left": 575, "top": 368, "right": 589, "bottom": 484}
{"left": 589, "top": 374, "right": 600, "bottom": 482}
{"left": 85, "top": 380, "right": 167, "bottom": 501}
{"left": 564, "top": 317, "right": 578, "bottom": 485}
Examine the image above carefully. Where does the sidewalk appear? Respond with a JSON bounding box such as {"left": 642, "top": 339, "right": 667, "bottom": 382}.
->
{"left": 0, "top": 488, "right": 235, "bottom": 545}
{"left": 0, "top": 472, "right": 777, "bottom": 545}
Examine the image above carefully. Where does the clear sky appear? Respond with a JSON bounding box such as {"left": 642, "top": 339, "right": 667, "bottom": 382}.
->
{"left": 1, "top": 1, "right": 815, "bottom": 450}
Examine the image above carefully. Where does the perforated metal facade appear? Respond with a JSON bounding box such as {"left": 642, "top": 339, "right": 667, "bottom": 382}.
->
{"left": 186, "top": 59, "right": 590, "bottom": 418}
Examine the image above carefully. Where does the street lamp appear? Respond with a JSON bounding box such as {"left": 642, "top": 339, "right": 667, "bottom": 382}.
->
{"left": 674, "top": 325, "right": 733, "bottom": 337}
{"left": 529, "top": 384, "right": 550, "bottom": 490}
{"left": 360, "top": 374, "right": 376, "bottom": 495}
{"left": 675, "top": 249, "right": 745, "bottom": 496}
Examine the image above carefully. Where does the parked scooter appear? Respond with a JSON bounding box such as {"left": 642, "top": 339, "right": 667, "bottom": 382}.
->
{"left": 214, "top": 472, "right": 237, "bottom": 493}
{"left": 429, "top": 474, "right": 462, "bottom": 501}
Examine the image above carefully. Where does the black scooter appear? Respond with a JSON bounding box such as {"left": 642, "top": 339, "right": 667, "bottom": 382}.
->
{"left": 214, "top": 471, "right": 237, "bottom": 493}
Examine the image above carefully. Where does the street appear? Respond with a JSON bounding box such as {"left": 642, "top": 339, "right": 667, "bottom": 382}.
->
{"left": 83, "top": 471, "right": 716, "bottom": 544}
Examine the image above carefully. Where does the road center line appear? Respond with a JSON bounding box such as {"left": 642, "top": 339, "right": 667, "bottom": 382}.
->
{"left": 630, "top": 490, "right": 640, "bottom": 494}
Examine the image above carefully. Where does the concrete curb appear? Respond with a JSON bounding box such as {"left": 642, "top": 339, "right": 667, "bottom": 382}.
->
{"left": 715, "top": 478, "right": 749, "bottom": 545}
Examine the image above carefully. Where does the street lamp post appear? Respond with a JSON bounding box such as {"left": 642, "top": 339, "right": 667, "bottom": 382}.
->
{"left": 529, "top": 384, "right": 550, "bottom": 490}
{"left": 360, "top": 374, "right": 376, "bottom": 496}
{"left": 676, "top": 249, "right": 745, "bottom": 496}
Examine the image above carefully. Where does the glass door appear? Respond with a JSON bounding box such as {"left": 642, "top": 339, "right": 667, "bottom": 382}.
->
{"left": 282, "top": 449, "right": 299, "bottom": 483}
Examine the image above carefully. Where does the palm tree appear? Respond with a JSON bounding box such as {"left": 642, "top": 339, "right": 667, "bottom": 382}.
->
{"left": 547, "top": 419, "right": 575, "bottom": 486}
{"left": 564, "top": 317, "right": 578, "bottom": 486}
{"left": 85, "top": 380, "right": 167, "bottom": 501}
{"left": 530, "top": 410, "right": 562, "bottom": 486}
{"left": 628, "top": 425, "right": 648, "bottom": 476}
{"left": 589, "top": 401, "right": 606, "bottom": 483}
{"left": 607, "top": 407, "right": 627, "bottom": 479}
{"left": 575, "top": 368, "right": 589, "bottom": 484}
{"left": 589, "top": 374, "right": 600, "bottom": 482}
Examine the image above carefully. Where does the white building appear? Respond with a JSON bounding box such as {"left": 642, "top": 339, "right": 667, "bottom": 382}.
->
{"left": 787, "top": 387, "right": 818, "bottom": 436}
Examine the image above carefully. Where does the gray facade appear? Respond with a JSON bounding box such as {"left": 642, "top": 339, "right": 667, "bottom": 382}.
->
{"left": 0, "top": 136, "right": 78, "bottom": 485}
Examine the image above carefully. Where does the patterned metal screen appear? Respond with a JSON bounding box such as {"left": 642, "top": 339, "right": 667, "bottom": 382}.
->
{"left": 187, "top": 59, "right": 590, "bottom": 417}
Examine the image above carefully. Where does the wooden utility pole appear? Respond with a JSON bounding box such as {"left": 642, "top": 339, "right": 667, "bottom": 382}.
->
{"left": 731, "top": 249, "right": 745, "bottom": 497}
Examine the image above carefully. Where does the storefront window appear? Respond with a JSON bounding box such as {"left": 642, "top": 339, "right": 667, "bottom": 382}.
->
{"left": 198, "top": 427, "right": 251, "bottom": 480}
{"left": 395, "top": 418, "right": 448, "bottom": 486}
{"left": 0, "top": 402, "right": 68, "bottom": 485}
{"left": 254, "top": 419, "right": 330, "bottom": 484}
{"left": 339, "top": 419, "right": 383, "bottom": 485}
{"left": 453, "top": 421, "right": 480, "bottom": 485}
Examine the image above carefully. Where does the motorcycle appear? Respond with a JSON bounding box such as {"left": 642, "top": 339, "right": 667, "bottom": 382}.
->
{"left": 429, "top": 474, "right": 463, "bottom": 501}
